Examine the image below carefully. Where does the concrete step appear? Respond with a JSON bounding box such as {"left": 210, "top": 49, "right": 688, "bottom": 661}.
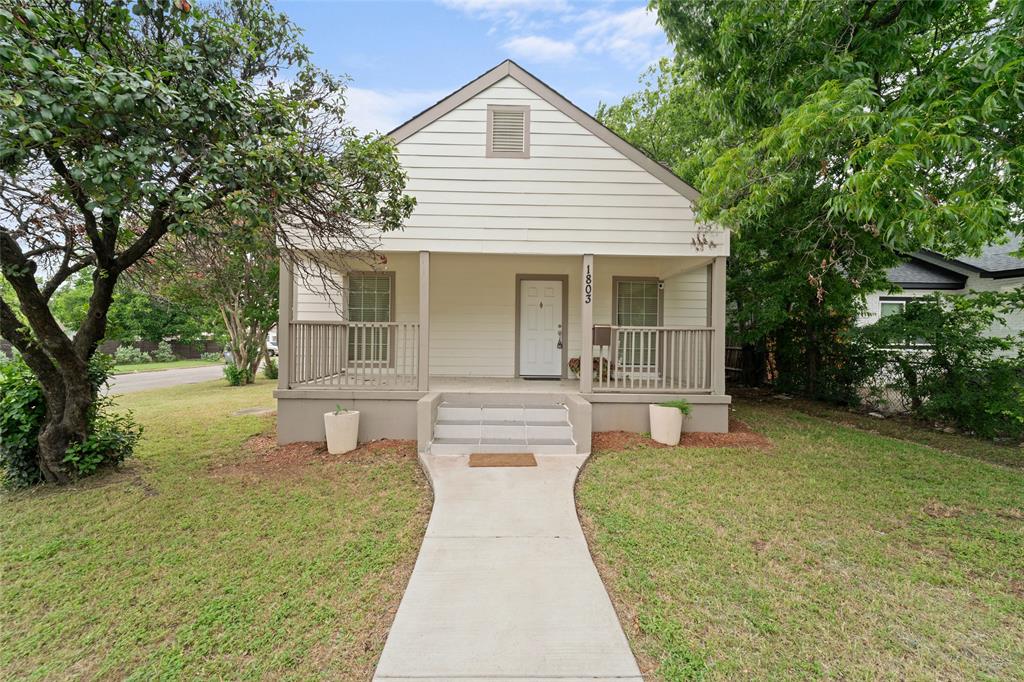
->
{"left": 430, "top": 438, "right": 576, "bottom": 455}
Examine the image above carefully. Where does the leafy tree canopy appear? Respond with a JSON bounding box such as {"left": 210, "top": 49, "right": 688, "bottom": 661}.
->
{"left": 0, "top": 0, "right": 414, "bottom": 483}
{"left": 652, "top": 0, "right": 1023, "bottom": 254}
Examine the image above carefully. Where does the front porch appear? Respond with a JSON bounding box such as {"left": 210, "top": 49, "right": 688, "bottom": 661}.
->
{"left": 274, "top": 251, "right": 731, "bottom": 449}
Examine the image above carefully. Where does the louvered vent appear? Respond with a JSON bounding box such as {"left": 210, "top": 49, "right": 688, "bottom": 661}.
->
{"left": 487, "top": 105, "right": 529, "bottom": 157}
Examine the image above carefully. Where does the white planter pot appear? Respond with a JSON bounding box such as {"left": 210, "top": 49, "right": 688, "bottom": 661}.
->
{"left": 649, "top": 404, "right": 684, "bottom": 446}
{"left": 323, "top": 410, "right": 360, "bottom": 454}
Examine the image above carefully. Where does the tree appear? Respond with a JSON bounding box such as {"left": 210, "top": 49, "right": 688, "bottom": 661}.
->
{"left": 653, "top": 0, "right": 1022, "bottom": 253}
{"left": 0, "top": 0, "right": 413, "bottom": 483}
{"left": 598, "top": 1, "right": 1023, "bottom": 396}
{"left": 599, "top": 61, "right": 899, "bottom": 396}
{"left": 152, "top": 220, "right": 279, "bottom": 384}
{"left": 50, "top": 271, "right": 209, "bottom": 344}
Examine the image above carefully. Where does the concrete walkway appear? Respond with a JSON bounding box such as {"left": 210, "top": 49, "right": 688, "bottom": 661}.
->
{"left": 374, "top": 453, "right": 642, "bottom": 682}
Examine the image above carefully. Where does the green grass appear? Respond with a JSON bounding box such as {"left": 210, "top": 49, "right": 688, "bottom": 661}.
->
{"left": 578, "top": 400, "right": 1024, "bottom": 680}
{"left": 112, "top": 358, "right": 221, "bottom": 374}
{"left": 1, "top": 379, "right": 430, "bottom": 680}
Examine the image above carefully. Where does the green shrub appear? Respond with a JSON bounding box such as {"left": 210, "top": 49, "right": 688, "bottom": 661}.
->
{"left": 0, "top": 359, "right": 46, "bottom": 488}
{"left": 262, "top": 357, "right": 278, "bottom": 380}
{"left": 223, "top": 362, "right": 252, "bottom": 386}
{"left": 150, "top": 340, "right": 175, "bottom": 363}
{"left": 200, "top": 351, "right": 222, "bottom": 362}
{"left": 860, "top": 291, "right": 1024, "bottom": 440}
{"left": 114, "top": 344, "right": 150, "bottom": 365}
{"left": 0, "top": 355, "right": 141, "bottom": 488}
{"left": 658, "top": 399, "right": 692, "bottom": 414}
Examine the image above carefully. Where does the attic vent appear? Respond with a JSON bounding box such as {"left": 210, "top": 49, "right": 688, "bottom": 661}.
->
{"left": 487, "top": 104, "right": 530, "bottom": 158}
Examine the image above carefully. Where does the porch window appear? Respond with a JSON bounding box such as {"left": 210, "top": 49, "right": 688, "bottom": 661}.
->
{"left": 347, "top": 273, "right": 392, "bottom": 364}
{"left": 614, "top": 279, "right": 661, "bottom": 371}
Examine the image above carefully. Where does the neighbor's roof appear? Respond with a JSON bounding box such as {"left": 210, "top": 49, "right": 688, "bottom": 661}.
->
{"left": 914, "top": 235, "right": 1024, "bottom": 279}
{"left": 886, "top": 258, "right": 966, "bottom": 290}
{"left": 387, "top": 59, "right": 702, "bottom": 204}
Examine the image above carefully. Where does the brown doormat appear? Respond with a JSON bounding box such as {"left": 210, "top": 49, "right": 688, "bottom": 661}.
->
{"left": 468, "top": 453, "right": 537, "bottom": 467}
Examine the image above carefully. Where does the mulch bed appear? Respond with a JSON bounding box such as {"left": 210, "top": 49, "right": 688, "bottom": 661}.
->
{"left": 592, "top": 418, "right": 771, "bottom": 453}
{"left": 211, "top": 430, "right": 417, "bottom": 479}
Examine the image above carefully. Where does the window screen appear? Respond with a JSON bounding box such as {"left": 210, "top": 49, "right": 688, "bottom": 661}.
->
{"left": 615, "top": 280, "right": 660, "bottom": 327}
{"left": 348, "top": 273, "right": 391, "bottom": 363}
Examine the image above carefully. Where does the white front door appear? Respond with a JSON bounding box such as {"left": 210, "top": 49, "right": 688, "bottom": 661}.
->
{"left": 519, "top": 279, "right": 563, "bottom": 377}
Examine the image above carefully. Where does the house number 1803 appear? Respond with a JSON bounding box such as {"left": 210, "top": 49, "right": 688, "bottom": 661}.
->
{"left": 584, "top": 265, "right": 592, "bottom": 304}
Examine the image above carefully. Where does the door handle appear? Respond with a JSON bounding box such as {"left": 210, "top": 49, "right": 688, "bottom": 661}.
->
{"left": 556, "top": 324, "right": 563, "bottom": 350}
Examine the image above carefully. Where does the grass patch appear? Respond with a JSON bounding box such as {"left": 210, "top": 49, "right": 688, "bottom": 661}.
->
{"left": 578, "top": 401, "right": 1024, "bottom": 680}
{"left": 1, "top": 379, "right": 431, "bottom": 680}
{"left": 112, "top": 359, "right": 221, "bottom": 374}
{"left": 775, "top": 396, "right": 1024, "bottom": 469}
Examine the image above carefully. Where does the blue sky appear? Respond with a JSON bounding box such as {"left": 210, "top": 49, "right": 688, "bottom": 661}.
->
{"left": 274, "top": 0, "right": 671, "bottom": 133}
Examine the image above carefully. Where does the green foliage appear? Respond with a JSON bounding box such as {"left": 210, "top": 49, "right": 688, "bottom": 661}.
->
{"left": 0, "top": 355, "right": 140, "bottom": 488}
{"left": 657, "top": 399, "right": 692, "bottom": 415}
{"left": 113, "top": 345, "right": 150, "bottom": 365}
{"left": 0, "top": 358, "right": 46, "bottom": 488}
{"left": 860, "top": 291, "right": 1024, "bottom": 439}
{"left": 200, "top": 351, "right": 222, "bottom": 362}
{"left": 653, "top": 0, "right": 1023, "bottom": 254}
{"left": 150, "top": 341, "right": 175, "bottom": 363}
{"left": 223, "top": 362, "right": 252, "bottom": 387}
{"left": 261, "top": 357, "right": 277, "bottom": 380}
{"left": 50, "top": 272, "right": 211, "bottom": 344}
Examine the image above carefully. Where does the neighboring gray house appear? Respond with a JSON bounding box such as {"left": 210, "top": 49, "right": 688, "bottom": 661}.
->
{"left": 274, "top": 61, "right": 731, "bottom": 454}
{"left": 861, "top": 236, "right": 1024, "bottom": 339}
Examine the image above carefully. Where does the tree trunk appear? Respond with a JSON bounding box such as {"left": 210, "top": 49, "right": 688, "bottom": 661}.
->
{"left": 36, "top": 373, "right": 94, "bottom": 484}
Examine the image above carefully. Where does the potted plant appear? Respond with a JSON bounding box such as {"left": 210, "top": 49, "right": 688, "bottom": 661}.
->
{"left": 324, "top": 403, "right": 359, "bottom": 454}
{"left": 648, "top": 399, "right": 691, "bottom": 445}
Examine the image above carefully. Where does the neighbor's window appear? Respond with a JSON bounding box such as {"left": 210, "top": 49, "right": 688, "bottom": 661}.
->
{"left": 880, "top": 299, "right": 906, "bottom": 318}
{"left": 347, "top": 273, "right": 392, "bottom": 363}
{"left": 487, "top": 104, "right": 530, "bottom": 158}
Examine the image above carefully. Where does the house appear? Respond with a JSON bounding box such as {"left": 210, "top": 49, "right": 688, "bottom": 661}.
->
{"left": 861, "top": 236, "right": 1024, "bottom": 341}
{"left": 274, "top": 60, "right": 730, "bottom": 454}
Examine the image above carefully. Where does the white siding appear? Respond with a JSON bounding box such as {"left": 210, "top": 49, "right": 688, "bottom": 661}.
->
{"left": 861, "top": 274, "right": 1024, "bottom": 347}
{"left": 380, "top": 77, "right": 728, "bottom": 257}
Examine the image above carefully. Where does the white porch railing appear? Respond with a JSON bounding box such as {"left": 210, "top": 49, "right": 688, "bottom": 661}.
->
{"left": 289, "top": 321, "right": 419, "bottom": 389}
{"left": 592, "top": 325, "right": 713, "bottom": 392}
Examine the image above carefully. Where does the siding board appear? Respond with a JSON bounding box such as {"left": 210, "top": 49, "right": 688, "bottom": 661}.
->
{"left": 383, "top": 76, "right": 728, "bottom": 257}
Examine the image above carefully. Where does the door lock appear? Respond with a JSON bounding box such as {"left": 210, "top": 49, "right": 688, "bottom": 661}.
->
{"left": 556, "top": 323, "right": 563, "bottom": 350}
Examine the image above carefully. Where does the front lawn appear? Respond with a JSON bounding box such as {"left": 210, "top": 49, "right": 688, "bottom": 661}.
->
{"left": 1, "top": 379, "right": 430, "bottom": 680}
{"left": 112, "top": 358, "right": 221, "bottom": 374}
{"left": 578, "top": 401, "right": 1024, "bottom": 680}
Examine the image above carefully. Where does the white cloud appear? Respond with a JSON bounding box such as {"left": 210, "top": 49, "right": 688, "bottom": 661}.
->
{"left": 344, "top": 87, "right": 449, "bottom": 135}
{"left": 502, "top": 35, "right": 577, "bottom": 62}
{"left": 438, "top": 0, "right": 569, "bottom": 29}
{"left": 575, "top": 6, "right": 669, "bottom": 66}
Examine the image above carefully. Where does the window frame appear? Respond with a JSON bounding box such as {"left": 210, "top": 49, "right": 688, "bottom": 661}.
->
{"left": 345, "top": 271, "right": 396, "bottom": 366}
{"left": 486, "top": 104, "right": 531, "bottom": 159}
{"left": 612, "top": 277, "right": 664, "bottom": 328}
{"left": 879, "top": 297, "right": 908, "bottom": 318}
{"left": 611, "top": 277, "right": 664, "bottom": 374}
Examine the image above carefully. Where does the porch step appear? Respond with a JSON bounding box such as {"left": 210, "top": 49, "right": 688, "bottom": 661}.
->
{"left": 430, "top": 438, "right": 576, "bottom": 456}
{"left": 429, "top": 399, "right": 576, "bottom": 455}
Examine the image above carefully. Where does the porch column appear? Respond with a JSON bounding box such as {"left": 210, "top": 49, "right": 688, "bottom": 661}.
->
{"left": 580, "top": 254, "right": 594, "bottom": 394}
{"left": 277, "top": 256, "right": 294, "bottom": 390}
{"left": 710, "top": 255, "right": 727, "bottom": 395}
{"left": 418, "top": 250, "right": 430, "bottom": 391}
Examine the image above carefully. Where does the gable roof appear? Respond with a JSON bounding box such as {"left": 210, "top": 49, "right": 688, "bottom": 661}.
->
{"left": 913, "top": 235, "right": 1024, "bottom": 280}
{"left": 388, "top": 60, "right": 702, "bottom": 204}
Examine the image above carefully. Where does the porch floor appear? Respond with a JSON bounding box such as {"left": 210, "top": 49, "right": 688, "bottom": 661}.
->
{"left": 429, "top": 376, "right": 581, "bottom": 393}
